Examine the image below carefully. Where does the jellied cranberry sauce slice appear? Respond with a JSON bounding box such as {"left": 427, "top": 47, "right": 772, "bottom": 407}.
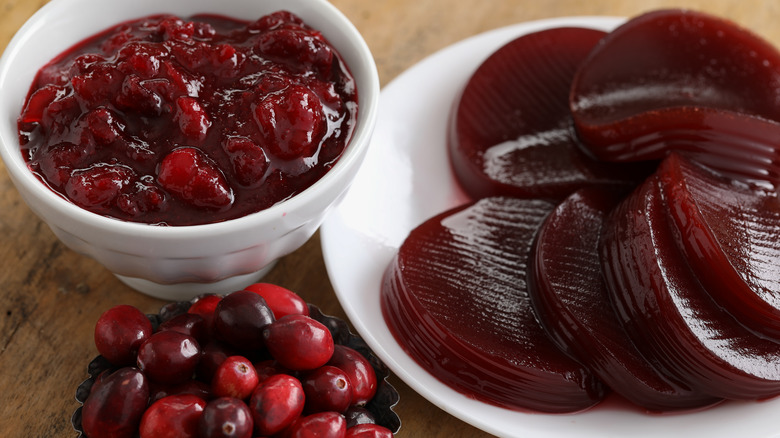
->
{"left": 528, "top": 187, "right": 719, "bottom": 411}
{"left": 659, "top": 153, "right": 780, "bottom": 340}
{"left": 381, "top": 196, "right": 606, "bottom": 413}
{"left": 570, "top": 9, "right": 780, "bottom": 186}
{"left": 599, "top": 170, "right": 780, "bottom": 400}
{"left": 449, "top": 27, "right": 651, "bottom": 202}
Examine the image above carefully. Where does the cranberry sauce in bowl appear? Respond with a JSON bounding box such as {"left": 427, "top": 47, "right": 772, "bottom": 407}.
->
{"left": 0, "top": 0, "right": 378, "bottom": 297}
{"left": 18, "top": 12, "right": 357, "bottom": 226}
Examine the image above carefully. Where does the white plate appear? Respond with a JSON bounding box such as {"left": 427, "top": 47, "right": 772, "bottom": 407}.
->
{"left": 320, "top": 16, "right": 780, "bottom": 438}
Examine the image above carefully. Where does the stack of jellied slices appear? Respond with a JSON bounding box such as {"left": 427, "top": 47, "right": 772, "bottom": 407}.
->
{"left": 381, "top": 8, "right": 780, "bottom": 414}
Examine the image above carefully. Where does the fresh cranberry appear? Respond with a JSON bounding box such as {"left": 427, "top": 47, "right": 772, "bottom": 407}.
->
{"left": 197, "top": 340, "right": 237, "bottom": 383}
{"left": 158, "top": 312, "right": 208, "bottom": 344}
{"left": 199, "top": 397, "right": 254, "bottom": 438}
{"left": 65, "top": 164, "right": 136, "bottom": 210}
{"left": 151, "top": 379, "right": 212, "bottom": 403}
{"left": 345, "top": 424, "right": 394, "bottom": 438}
{"left": 94, "top": 304, "right": 153, "bottom": 366}
{"left": 213, "top": 290, "right": 275, "bottom": 351}
{"left": 262, "top": 314, "right": 334, "bottom": 371}
{"left": 157, "top": 147, "right": 234, "bottom": 209}
{"left": 253, "top": 359, "right": 293, "bottom": 383}
{"left": 287, "top": 411, "right": 347, "bottom": 438}
{"left": 139, "top": 394, "right": 206, "bottom": 438}
{"left": 327, "top": 345, "right": 378, "bottom": 406}
{"left": 248, "top": 373, "right": 305, "bottom": 436}
{"left": 82, "top": 367, "right": 149, "bottom": 438}
{"left": 212, "top": 356, "right": 260, "bottom": 400}
{"left": 244, "top": 283, "right": 309, "bottom": 319}
{"left": 302, "top": 365, "right": 352, "bottom": 413}
{"left": 344, "top": 406, "right": 375, "bottom": 429}
{"left": 137, "top": 330, "right": 201, "bottom": 384}
{"left": 188, "top": 294, "right": 222, "bottom": 330}
{"left": 253, "top": 84, "right": 326, "bottom": 159}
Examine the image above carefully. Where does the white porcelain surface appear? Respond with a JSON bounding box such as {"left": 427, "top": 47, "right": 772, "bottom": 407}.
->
{"left": 320, "top": 16, "right": 780, "bottom": 438}
{"left": 0, "top": 0, "right": 379, "bottom": 299}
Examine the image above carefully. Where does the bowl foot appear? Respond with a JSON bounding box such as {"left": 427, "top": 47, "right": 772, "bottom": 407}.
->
{"left": 115, "top": 261, "right": 279, "bottom": 300}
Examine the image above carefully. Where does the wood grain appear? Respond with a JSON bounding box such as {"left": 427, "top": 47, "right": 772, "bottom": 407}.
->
{"left": 0, "top": 1, "right": 778, "bottom": 436}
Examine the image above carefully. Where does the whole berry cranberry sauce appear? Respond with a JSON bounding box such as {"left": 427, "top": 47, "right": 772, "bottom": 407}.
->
{"left": 17, "top": 11, "right": 357, "bottom": 225}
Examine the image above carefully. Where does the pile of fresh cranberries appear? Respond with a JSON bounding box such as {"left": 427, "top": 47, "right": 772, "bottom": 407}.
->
{"left": 73, "top": 283, "right": 399, "bottom": 438}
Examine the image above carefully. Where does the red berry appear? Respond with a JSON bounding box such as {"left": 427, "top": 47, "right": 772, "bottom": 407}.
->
{"left": 158, "top": 147, "right": 233, "bottom": 209}
{"left": 244, "top": 283, "right": 309, "bottom": 319}
{"left": 287, "top": 411, "right": 346, "bottom": 438}
{"left": 19, "top": 84, "right": 63, "bottom": 125}
{"left": 254, "top": 27, "right": 333, "bottom": 77}
{"left": 188, "top": 294, "right": 222, "bottom": 331}
{"left": 213, "top": 290, "right": 275, "bottom": 351}
{"left": 94, "top": 304, "right": 153, "bottom": 366}
{"left": 327, "top": 345, "right": 378, "bottom": 406}
{"left": 252, "top": 359, "right": 293, "bottom": 383}
{"left": 150, "top": 379, "right": 212, "bottom": 403}
{"left": 65, "top": 164, "right": 135, "bottom": 210}
{"left": 302, "top": 365, "right": 352, "bottom": 413}
{"left": 158, "top": 312, "right": 208, "bottom": 344}
{"left": 82, "top": 367, "right": 149, "bottom": 438}
{"left": 253, "top": 84, "right": 326, "bottom": 159}
{"left": 346, "top": 424, "right": 394, "bottom": 438}
{"left": 344, "top": 406, "right": 375, "bottom": 429}
{"left": 83, "top": 107, "right": 123, "bottom": 145}
{"left": 199, "top": 397, "right": 254, "bottom": 438}
{"left": 139, "top": 394, "right": 206, "bottom": 438}
{"left": 137, "top": 330, "right": 201, "bottom": 384}
{"left": 197, "top": 340, "right": 237, "bottom": 383}
{"left": 212, "top": 356, "right": 260, "bottom": 400}
{"left": 248, "top": 374, "right": 305, "bottom": 436}
{"left": 263, "top": 314, "right": 334, "bottom": 371}
{"left": 175, "top": 96, "right": 211, "bottom": 140}
{"left": 222, "top": 136, "right": 269, "bottom": 187}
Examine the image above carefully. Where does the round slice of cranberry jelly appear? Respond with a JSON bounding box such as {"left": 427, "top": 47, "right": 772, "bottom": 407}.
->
{"left": 570, "top": 9, "right": 780, "bottom": 186}
{"left": 18, "top": 12, "right": 357, "bottom": 225}
{"left": 599, "top": 172, "right": 780, "bottom": 400}
{"left": 381, "top": 196, "right": 606, "bottom": 413}
{"left": 658, "top": 153, "right": 780, "bottom": 340}
{"left": 448, "top": 27, "right": 650, "bottom": 202}
{"left": 528, "top": 187, "right": 719, "bottom": 411}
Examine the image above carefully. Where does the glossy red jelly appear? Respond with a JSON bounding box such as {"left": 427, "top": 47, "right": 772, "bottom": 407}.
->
{"left": 381, "top": 196, "right": 606, "bottom": 413}
{"left": 570, "top": 9, "right": 780, "bottom": 186}
{"left": 600, "top": 171, "right": 780, "bottom": 400}
{"left": 528, "top": 187, "right": 719, "bottom": 411}
{"left": 449, "top": 27, "right": 650, "bottom": 202}
{"left": 18, "top": 12, "right": 357, "bottom": 225}
{"left": 658, "top": 153, "right": 780, "bottom": 340}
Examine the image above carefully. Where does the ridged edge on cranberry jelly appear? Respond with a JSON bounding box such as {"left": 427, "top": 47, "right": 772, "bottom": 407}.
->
{"left": 528, "top": 187, "right": 720, "bottom": 411}
{"left": 658, "top": 153, "right": 780, "bottom": 340}
{"left": 599, "top": 175, "right": 780, "bottom": 400}
{"left": 447, "top": 26, "right": 650, "bottom": 202}
{"left": 380, "top": 197, "right": 606, "bottom": 413}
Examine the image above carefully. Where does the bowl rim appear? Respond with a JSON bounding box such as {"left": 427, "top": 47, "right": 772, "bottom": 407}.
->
{"left": 0, "top": 0, "right": 380, "bottom": 239}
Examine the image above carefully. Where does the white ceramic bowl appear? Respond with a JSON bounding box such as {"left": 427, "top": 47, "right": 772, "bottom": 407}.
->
{"left": 0, "top": 0, "right": 379, "bottom": 300}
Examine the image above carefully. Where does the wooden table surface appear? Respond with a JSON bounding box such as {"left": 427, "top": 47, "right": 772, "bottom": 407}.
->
{"left": 1, "top": 1, "right": 779, "bottom": 437}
